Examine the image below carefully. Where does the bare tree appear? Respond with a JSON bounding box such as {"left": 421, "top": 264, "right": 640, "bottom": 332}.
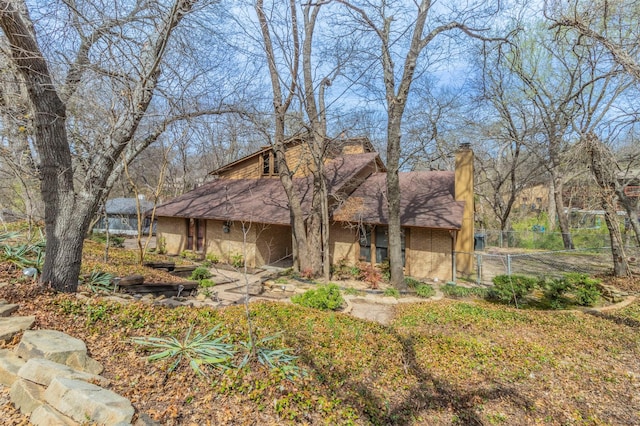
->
{"left": 580, "top": 132, "right": 630, "bottom": 276}
{"left": 335, "top": 0, "right": 502, "bottom": 288}
{"left": 0, "top": 0, "right": 240, "bottom": 291}
{"left": 255, "top": 0, "right": 343, "bottom": 278}
{"left": 546, "top": 0, "right": 640, "bottom": 82}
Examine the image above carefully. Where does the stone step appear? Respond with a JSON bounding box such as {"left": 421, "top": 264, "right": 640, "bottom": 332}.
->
{"left": 18, "top": 358, "right": 109, "bottom": 388}
{"left": 10, "top": 378, "right": 46, "bottom": 415}
{"left": 0, "top": 348, "right": 26, "bottom": 386}
{"left": 0, "top": 303, "right": 19, "bottom": 317}
{"left": 16, "top": 329, "right": 86, "bottom": 363}
{"left": 0, "top": 316, "right": 36, "bottom": 342}
{"left": 44, "top": 377, "right": 134, "bottom": 425}
{"left": 30, "top": 404, "right": 79, "bottom": 426}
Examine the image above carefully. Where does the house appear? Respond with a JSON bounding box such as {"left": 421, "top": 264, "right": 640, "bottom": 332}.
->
{"left": 153, "top": 138, "right": 474, "bottom": 281}
{"left": 93, "top": 198, "right": 156, "bottom": 236}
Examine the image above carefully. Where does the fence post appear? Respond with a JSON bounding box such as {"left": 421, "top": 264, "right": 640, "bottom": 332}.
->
{"left": 476, "top": 253, "right": 482, "bottom": 284}
{"left": 452, "top": 252, "right": 457, "bottom": 283}
{"left": 507, "top": 254, "right": 512, "bottom": 276}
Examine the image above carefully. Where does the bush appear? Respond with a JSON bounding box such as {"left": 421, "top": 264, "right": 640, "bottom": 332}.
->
{"left": 383, "top": 287, "right": 400, "bottom": 298}
{"left": 190, "top": 266, "right": 212, "bottom": 281}
{"left": 489, "top": 274, "right": 538, "bottom": 305}
{"left": 291, "top": 283, "right": 344, "bottom": 311}
{"left": 356, "top": 262, "right": 382, "bottom": 289}
{"left": 205, "top": 253, "right": 220, "bottom": 264}
{"left": 541, "top": 277, "right": 573, "bottom": 305}
{"left": 415, "top": 284, "right": 435, "bottom": 298}
{"left": 230, "top": 253, "right": 244, "bottom": 268}
{"left": 404, "top": 277, "right": 422, "bottom": 289}
{"left": 199, "top": 279, "right": 215, "bottom": 288}
{"left": 565, "top": 273, "right": 601, "bottom": 306}
{"left": 441, "top": 283, "right": 488, "bottom": 299}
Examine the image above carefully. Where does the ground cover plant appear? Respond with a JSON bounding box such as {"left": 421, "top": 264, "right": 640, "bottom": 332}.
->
{"left": 1, "top": 277, "right": 639, "bottom": 425}
{"left": 291, "top": 283, "right": 344, "bottom": 310}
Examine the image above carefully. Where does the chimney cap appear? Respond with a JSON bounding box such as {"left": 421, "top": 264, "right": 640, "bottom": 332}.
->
{"left": 458, "top": 142, "right": 472, "bottom": 150}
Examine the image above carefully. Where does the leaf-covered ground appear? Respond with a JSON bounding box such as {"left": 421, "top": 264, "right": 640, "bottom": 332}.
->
{"left": 0, "top": 239, "right": 638, "bottom": 424}
{"left": 1, "top": 280, "right": 639, "bottom": 425}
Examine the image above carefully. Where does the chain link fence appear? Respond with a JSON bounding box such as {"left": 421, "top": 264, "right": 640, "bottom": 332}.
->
{"left": 479, "top": 229, "right": 615, "bottom": 251}
{"left": 456, "top": 248, "right": 640, "bottom": 285}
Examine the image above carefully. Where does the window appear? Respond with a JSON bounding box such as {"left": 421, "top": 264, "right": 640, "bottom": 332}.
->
{"left": 262, "top": 150, "right": 279, "bottom": 176}
{"left": 262, "top": 152, "right": 270, "bottom": 175}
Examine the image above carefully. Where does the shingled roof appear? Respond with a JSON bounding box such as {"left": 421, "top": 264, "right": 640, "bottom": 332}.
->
{"left": 154, "top": 153, "right": 380, "bottom": 225}
{"left": 333, "top": 171, "right": 465, "bottom": 229}
{"left": 105, "top": 198, "right": 154, "bottom": 215}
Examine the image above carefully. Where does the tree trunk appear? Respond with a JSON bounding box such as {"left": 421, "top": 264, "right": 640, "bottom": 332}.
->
{"left": 585, "top": 133, "right": 630, "bottom": 276}
{"left": 387, "top": 114, "right": 405, "bottom": 289}
{"left": 616, "top": 188, "right": 640, "bottom": 248}
{"left": 547, "top": 178, "right": 557, "bottom": 230}
{"left": 552, "top": 174, "right": 574, "bottom": 249}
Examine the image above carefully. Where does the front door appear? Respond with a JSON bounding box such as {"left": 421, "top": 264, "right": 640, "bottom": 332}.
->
{"left": 187, "top": 218, "right": 206, "bottom": 252}
{"left": 195, "top": 219, "right": 205, "bottom": 252}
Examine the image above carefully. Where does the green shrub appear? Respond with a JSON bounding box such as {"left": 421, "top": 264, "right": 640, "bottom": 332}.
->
{"left": 190, "top": 266, "right": 212, "bottom": 281}
{"left": 565, "top": 273, "right": 601, "bottom": 306}
{"left": 342, "top": 287, "right": 364, "bottom": 296}
{"left": 441, "top": 283, "right": 488, "bottom": 299}
{"left": 291, "top": 283, "right": 344, "bottom": 311}
{"left": 541, "top": 277, "right": 573, "bottom": 307}
{"left": 199, "top": 279, "right": 215, "bottom": 288}
{"left": 489, "top": 274, "right": 538, "bottom": 305}
{"left": 230, "top": 253, "right": 244, "bottom": 268}
{"left": 383, "top": 287, "right": 400, "bottom": 298}
{"left": 404, "top": 277, "right": 422, "bottom": 289}
{"left": 415, "top": 284, "right": 435, "bottom": 298}
{"left": 205, "top": 253, "right": 220, "bottom": 264}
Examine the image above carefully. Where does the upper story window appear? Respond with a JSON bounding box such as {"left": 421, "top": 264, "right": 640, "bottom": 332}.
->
{"left": 262, "top": 152, "right": 270, "bottom": 175}
{"left": 262, "top": 150, "right": 279, "bottom": 176}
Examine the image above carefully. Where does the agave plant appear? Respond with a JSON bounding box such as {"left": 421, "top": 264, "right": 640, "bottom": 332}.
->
{"left": 82, "top": 270, "right": 115, "bottom": 293}
{"left": 131, "top": 325, "right": 236, "bottom": 376}
{"left": 0, "top": 232, "right": 45, "bottom": 271}
{"left": 238, "top": 332, "right": 304, "bottom": 380}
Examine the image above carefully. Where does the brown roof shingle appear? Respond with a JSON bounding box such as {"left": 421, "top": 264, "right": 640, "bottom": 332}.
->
{"left": 154, "top": 153, "right": 380, "bottom": 225}
{"left": 333, "top": 171, "right": 465, "bottom": 229}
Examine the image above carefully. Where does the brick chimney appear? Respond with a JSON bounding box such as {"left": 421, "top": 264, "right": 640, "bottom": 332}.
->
{"left": 454, "top": 143, "right": 474, "bottom": 275}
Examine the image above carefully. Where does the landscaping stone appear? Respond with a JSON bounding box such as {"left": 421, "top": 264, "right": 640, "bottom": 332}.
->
{"left": 44, "top": 377, "right": 134, "bottom": 425}
{"left": 10, "top": 378, "right": 46, "bottom": 415}
{"left": 0, "top": 315, "right": 35, "bottom": 341}
{"left": 0, "top": 303, "right": 19, "bottom": 317}
{"left": 0, "top": 348, "right": 26, "bottom": 386}
{"left": 17, "top": 358, "right": 108, "bottom": 387}
{"left": 15, "top": 330, "right": 87, "bottom": 365}
{"left": 30, "top": 404, "right": 79, "bottom": 426}
{"left": 66, "top": 351, "right": 104, "bottom": 375}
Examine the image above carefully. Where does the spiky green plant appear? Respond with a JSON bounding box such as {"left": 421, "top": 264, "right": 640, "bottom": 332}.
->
{"left": 83, "top": 271, "right": 115, "bottom": 293}
{"left": 237, "top": 332, "right": 304, "bottom": 380}
{"left": 131, "top": 325, "right": 236, "bottom": 376}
